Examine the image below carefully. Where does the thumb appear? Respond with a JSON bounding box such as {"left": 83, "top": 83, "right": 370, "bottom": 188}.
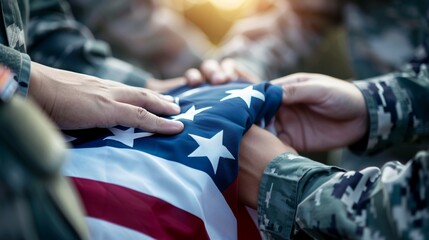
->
{"left": 184, "top": 68, "right": 204, "bottom": 87}
{"left": 281, "top": 81, "right": 328, "bottom": 105}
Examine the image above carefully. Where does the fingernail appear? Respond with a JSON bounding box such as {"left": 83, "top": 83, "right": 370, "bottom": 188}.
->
{"left": 188, "top": 74, "right": 201, "bottom": 85}
{"left": 190, "top": 69, "right": 201, "bottom": 78}
{"left": 225, "top": 71, "right": 238, "bottom": 81}
{"left": 213, "top": 72, "right": 226, "bottom": 84}
{"left": 162, "top": 94, "right": 175, "bottom": 102}
{"left": 166, "top": 120, "right": 184, "bottom": 132}
{"left": 171, "top": 103, "right": 181, "bottom": 113}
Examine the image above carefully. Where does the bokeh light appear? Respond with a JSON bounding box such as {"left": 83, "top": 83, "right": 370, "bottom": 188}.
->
{"left": 208, "top": 0, "right": 248, "bottom": 10}
{"left": 165, "top": 0, "right": 263, "bottom": 44}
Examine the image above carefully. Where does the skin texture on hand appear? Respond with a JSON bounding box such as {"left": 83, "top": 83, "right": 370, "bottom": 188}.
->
{"left": 238, "top": 125, "right": 296, "bottom": 209}
{"left": 28, "top": 62, "right": 184, "bottom": 134}
{"left": 271, "top": 73, "right": 368, "bottom": 152}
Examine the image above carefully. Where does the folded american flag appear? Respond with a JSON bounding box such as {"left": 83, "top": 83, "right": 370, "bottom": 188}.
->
{"left": 63, "top": 82, "right": 283, "bottom": 239}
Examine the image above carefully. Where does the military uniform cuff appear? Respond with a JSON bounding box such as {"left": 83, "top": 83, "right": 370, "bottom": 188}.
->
{"left": 352, "top": 76, "right": 412, "bottom": 154}
{"left": 0, "top": 45, "right": 31, "bottom": 97}
{"left": 257, "top": 153, "right": 343, "bottom": 239}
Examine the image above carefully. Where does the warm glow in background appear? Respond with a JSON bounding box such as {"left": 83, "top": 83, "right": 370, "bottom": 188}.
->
{"left": 164, "top": 0, "right": 274, "bottom": 44}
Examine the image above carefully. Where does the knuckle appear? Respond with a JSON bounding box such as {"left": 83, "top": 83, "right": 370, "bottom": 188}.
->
{"left": 153, "top": 117, "right": 164, "bottom": 131}
{"left": 139, "top": 92, "right": 155, "bottom": 108}
{"left": 139, "top": 89, "right": 149, "bottom": 98}
{"left": 136, "top": 107, "right": 150, "bottom": 121}
{"left": 285, "top": 85, "right": 296, "bottom": 97}
{"left": 97, "top": 94, "right": 113, "bottom": 104}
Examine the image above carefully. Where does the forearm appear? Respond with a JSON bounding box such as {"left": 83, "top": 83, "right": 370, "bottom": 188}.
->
{"left": 238, "top": 125, "right": 296, "bottom": 209}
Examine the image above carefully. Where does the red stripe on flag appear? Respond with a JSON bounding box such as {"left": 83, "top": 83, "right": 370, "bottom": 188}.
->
{"left": 71, "top": 177, "right": 210, "bottom": 239}
{"left": 223, "top": 179, "right": 261, "bottom": 240}
{"left": 237, "top": 204, "right": 261, "bottom": 240}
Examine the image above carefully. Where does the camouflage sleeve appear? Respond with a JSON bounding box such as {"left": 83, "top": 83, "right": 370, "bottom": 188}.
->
{"left": 258, "top": 151, "right": 429, "bottom": 239}
{"left": 216, "top": 0, "right": 344, "bottom": 80}
{"left": 0, "top": 45, "right": 31, "bottom": 97}
{"left": 0, "top": 0, "right": 31, "bottom": 98}
{"left": 26, "top": 0, "right": 152, "bottom": 87}
{"left": 351, "top": 63, "right": 429, "bottom": 154}
{"left": 67, "top": 0, "right": 211, "bottom": 79}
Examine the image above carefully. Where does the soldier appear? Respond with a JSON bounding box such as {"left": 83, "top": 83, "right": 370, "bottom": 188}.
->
{"left": 238, "top": 63, "right": 429, "bottom": 239}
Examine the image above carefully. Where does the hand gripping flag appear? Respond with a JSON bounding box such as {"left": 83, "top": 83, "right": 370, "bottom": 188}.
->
{"left": 63, "top": 82, "right": 283, "bottom": 239}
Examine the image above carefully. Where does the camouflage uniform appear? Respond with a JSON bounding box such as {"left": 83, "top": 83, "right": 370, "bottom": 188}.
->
{"left": 217, "top": 1, "right": 429, "bottom": 238}
{"left": 66, "top": 0, "right": 211, "bottom": 78}
{"left": 218, "top": 0, "right": 428, "bottom": 82}
{"left": 0, "top": 0, "right": 152, "bottom": 97}
{"left": 257, "top": 30, "right": 429, "bottom": 240}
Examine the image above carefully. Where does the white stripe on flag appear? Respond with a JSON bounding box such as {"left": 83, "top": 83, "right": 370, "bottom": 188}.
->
{"left": 64, "top": 146, "right": 237, "bottom": 240}
{"left": 86, "top": 217, "right": 154, "bottom": 240}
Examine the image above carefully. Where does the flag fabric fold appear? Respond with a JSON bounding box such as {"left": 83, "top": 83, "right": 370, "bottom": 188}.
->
{"left": 63, "top": 82, "right": 283, "bottom": 239}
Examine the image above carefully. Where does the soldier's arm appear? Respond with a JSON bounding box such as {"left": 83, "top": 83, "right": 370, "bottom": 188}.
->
{"left": 216, "top": 0, "right": 344, "bottom": 80}
{"left": 0, "top": 45, "right": 31, "bottom": 98}
{"left": 27, "top": 0, "right": 152, "bottom": 88}
{"left": 256, "top": 151, "right": 429, "bottom": 239}
{"left": 243, "top": 67, "right": 429, "bottom": 238}
{"left": 350, "top": 63, "right": 429, "bottom": 154}
{"left": 239, "top": 126, "right": 429, "bottom": 239}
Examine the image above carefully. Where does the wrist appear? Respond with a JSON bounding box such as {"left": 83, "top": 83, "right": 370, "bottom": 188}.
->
{"left": 28, "top": 62, "right": 45, "bottom": 105}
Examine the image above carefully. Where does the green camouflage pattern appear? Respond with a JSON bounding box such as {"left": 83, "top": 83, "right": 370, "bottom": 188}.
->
{"left": 296, "top": 150, "right": 429, "bottom": 240}
{"left": 259, "top": 150, "right": 429, "bottom": 240}
{"left": 218, "top": 0, "right": 428, "bottom": 82}
{"left": 353, "top": 64, "right": 429, "bottom": 154}
{"left": 66, "top": 0, "right": 211, "bottom": 78}
{"left": 0, "top": 0, "right": 31, "bottom": 97}
{"left": 0, "top": 0, "right": 151, "bottom": 95}
{"left": 258, "top": 52, "right": 429, "bottom": 239}
{"left": 256, "top": 2, "right": 429, "bottom": 235}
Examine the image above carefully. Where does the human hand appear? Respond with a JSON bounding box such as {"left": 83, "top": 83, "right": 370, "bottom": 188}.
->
{"left": 271, "top": 73, "right": 368, "bottom": 152}
{"left": 146, "top": 59, "right": 260, "bottom": 92}
{"left": 29, "top": 62, "right": 184, "bottom": 134}
{"left": 184, "top": 59, "right": 261, "bottom": 86}
{"left": 238, "top": 125, "right": 296, "bottom": 209}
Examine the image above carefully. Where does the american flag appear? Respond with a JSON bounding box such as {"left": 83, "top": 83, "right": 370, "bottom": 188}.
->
{"left": 63, "top": 82, "right": 283, "bottom": 239}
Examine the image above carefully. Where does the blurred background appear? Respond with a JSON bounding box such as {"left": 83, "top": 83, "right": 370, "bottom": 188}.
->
{"left": 68, "top": 0, "right": 357, "bottom": 166}
{"left": 162, "top": 0, "right": 275, "bottom": 44}
{"left": 69, "top": 0, "right": 423, "bottom": 168}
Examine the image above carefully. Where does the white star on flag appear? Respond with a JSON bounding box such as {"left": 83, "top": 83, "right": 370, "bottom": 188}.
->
{"left": 172, "top": 105, "right": 212, "bottom": 121}
{"left": 104, "top": 128, "right": 153, "bottom": 147}
{"left": 220, "top": 85, "right": 265, "bottom": 108}
{"left": 188, "top": 130, "right": 235, "bottom": 173}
